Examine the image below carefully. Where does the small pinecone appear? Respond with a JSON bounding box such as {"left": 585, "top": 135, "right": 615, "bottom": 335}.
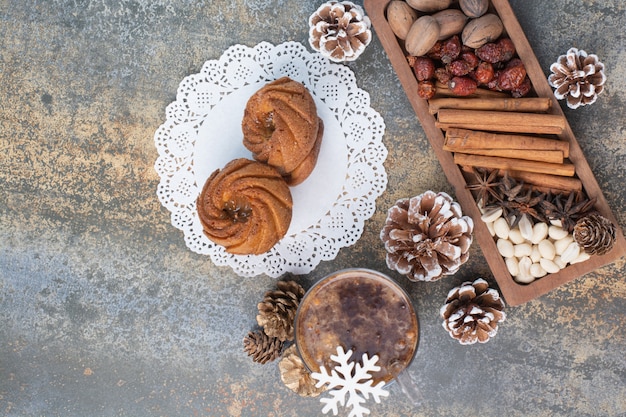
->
{"left": 256, "top": 280, "right": 305, "bottom": 342}
{"left": 278, "top": 345, "right": 326, "bottom": 397}
{"left": 380, "top": 191, "right": 474, "bottom": 282}
{"left": 548, "top": 47, "right": 606, "bottom": 109}
{"left": 573, "top": 213, "right": 616, "bottom": 256}
{"left": 243, "top": 330, "right": 284, "bottom": 364}
{"left": 308, "top": 1, "right": 372, "bottom": 62}
{"left": 440, "top": 278, "right": 506, "bottom": 345}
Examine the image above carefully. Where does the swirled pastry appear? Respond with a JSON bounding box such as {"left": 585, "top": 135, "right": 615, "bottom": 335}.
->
{"left": 242, "top": 77, "right": 323, "bottom": 186}
{"left": 197, "top": 158, "right": 293, "bottom": 255}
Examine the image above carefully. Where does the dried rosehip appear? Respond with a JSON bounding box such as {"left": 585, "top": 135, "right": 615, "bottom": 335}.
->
{"left": 440, "top": 35, "right": 461, "bottom": 64}
{"left": 409, "top": 56, "right": 436, "bottom": 81}
{"left": 460, "top": 51, "right": 480, "bottom": 69}
{"left": 487, "top": 70, "right": 502, "bottom": 90}
{"left": 427, "top": 40, "right": 444, "bottom": 60}
{"left": 435, "top": 67, "right": 452, "bottom": 84}
{"left": 448, "top": 76, "right": 477, "bottom": 96}
{"left": 475, "top": 42, "right": 504, "bottom": 63}
{"left": 417, "top": 80, "right": 436, "bottom": 99}
{"left": 448, "top": 59, "right": 472, "bottom": 76}
{"left": 472, "top": 61, "right": 495, "bottom": 84}
{"left": 511, "top": 76, "right": 532, "bottom": 97}
{"left": 497, "top": 58, "right": 526, "bottom": 90}
{"left": 497, "top": 38, "right": 516, "bottom": 62}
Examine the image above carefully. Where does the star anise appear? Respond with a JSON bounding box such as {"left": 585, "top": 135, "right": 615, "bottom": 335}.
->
{"left": 540, "top": 191, "right": 597, "bottom": 232}
{"left": 505, "top": 187, "right": 546, "bottom": 228}
{"left": 465, "top": 167, "right": 502, "bottom": 207}
{"left": 484, "top": 172, "right": 523, "bottom": 219}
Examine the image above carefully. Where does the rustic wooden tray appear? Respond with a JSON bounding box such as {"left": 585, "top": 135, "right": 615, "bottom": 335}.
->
{"left": 364, "top": 0, "right": 626, "bottom": 305}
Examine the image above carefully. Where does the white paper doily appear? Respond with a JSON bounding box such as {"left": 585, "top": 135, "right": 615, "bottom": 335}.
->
{"left": 154, "top": 41, "right": 387, "bottom": 277}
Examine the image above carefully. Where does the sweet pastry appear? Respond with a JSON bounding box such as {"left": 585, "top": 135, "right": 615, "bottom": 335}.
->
{"left": 242, "top": 77, "right": 323, "bottom": 186}
{"left": 197, "top": 158, "right": 293, "bottom": 255}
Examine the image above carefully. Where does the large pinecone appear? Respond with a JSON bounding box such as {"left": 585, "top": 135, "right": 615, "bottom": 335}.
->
{"left": 380, "top": 191, "right": 474, "bottom": 282}
{"left": 548, "top": 47, "right": 606, "bottom": 109}
{"left": 440, "top": 278, "right": 506, "bottom": 345}
{"left": 243, "top": 330, "right": 284, "bottom": 364}
{"left": 278, "top": 345, "right": 326, "bottom": 397}
{"left": 256, "top": 280, "right": 305, "bottom": 342}
{"left": 308, "top": 1, "right": 372, "bottom": 62}
{"left": 573, "top": 213, "right": 616, "bottom": 256}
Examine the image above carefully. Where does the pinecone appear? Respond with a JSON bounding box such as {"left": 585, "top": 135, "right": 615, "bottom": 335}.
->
{"left": 548, "top": 47, "right": 606, "bottom": 109}
{"left": 440, "top": 278, "right": 506, "bottom": 345}
{"left": 573, "top": 213, "right": 617, "bottom": 256}
{"left": 256, "top": 280, "right": 305, "bottom": 342}
{"left": 380, "top": 191, "right": 474, "bottom": 282}
{"left": 243, "top": 330, "right": 284, "bottom": 364}
{"left": 308, "top": 1, "right": 372, "bottom": 62}
{"left": 278, "top": 345, "right": 326, "bottom": 397}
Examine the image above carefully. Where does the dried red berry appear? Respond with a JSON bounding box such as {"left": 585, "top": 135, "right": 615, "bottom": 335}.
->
{"left": 409, "top": 56, "right": 436, "bottom": 81}
{"left": 427, "top": 41, "right": 444, "bottom": 60}
{"left": 497, "top": 38, "right": 516, "bottom": 62}
{"left": 511, "top": 76, "right": 532, "bottom": 97}
{"left": 460, "top": 51, "right": 480, "bottom": 70}
{"left": 440, "top": 35, "right": 461, "bottom": 64}
{"left": 417, "top": 80, "right": 437, "bottom": 99}
{"left": 448, "top": 76, "right": 477, "bottom": 96}
{"left": 448, "top": 59, "right": 473, "bottom": 76}
{"left": 434, "top": 67, "right": 452, "bottom": 84}
{"left": 475, "top": 42, "right": 504, "bottom": 63}
{"left": 497, "top": 58, "right": 526, "bottom": 90}
{"left": 472, "top": 61, "right": 495, "bottom": 84}
{"left": 487, "top": 70, "right": 502, "bottom": 90}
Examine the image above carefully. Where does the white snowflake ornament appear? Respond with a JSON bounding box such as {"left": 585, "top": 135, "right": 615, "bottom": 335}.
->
{"left": 311, "top": 346, "right": 389, "bottom": 417}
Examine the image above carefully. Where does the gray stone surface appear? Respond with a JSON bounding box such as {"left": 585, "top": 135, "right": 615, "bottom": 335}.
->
{"left": 1, "top": 0, "right": 625, "bottom": 416}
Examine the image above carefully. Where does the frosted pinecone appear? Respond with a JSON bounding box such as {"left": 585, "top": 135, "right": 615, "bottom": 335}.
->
{"left": 548, "top": 47, "right": 606, "bottom": 109}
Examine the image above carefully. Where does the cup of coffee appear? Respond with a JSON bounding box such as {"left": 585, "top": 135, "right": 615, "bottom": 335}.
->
{"left": 295, "top": 268, "right": 419, "bottom": 387}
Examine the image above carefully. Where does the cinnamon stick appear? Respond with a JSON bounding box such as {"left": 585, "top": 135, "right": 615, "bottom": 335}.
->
{"left": 444, "top": 128, "right": 570, "bottom": 158}
{"left": 428, "top": 97, "right": 552, "bottom": 114}
{"left": 454, "top": 153, "right": 576, "bottom": 177}
{"left": 451, "top": 148, "right": 563, "bottom": 163}
{"left": 437, "top": 109, "right": 566, "bottom": 135}
{"left": 460, "top": 166, "right": 582, "bottom": 192}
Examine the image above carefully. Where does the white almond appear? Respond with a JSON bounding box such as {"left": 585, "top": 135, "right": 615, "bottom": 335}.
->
{"left": 537, "top": 239, "right": 556, "bottom": 260}
{"left": 518, "top": 256, "right": 532, "bottom": 276}
{"left": 514, "top": 243, "right": 533, "bottom": 258}
{"left": 531, "top": 222, "right": 549, "bottom": 244}
{"left": 497, "top": 238, "right": 515, "bottom": 258}
{"left": 548, "top": 225, "right": 569, "bottom": 240}
{"left": 481, "top": 207, "right": 503, "bottom": 223}
{"left": 560, "top": 242, "right": 581, "bottom": 264}
{"left": 518, "top": 215, "right": 534, "bottom": 241}
{"left": 570, "top": 250, "right": 591, "bottom": 265}
{"left": 505, "top": 257, "right": 519, "bottom": 276}
{"left": 494, "top": 217, "right": 510, "bottom": 239}
{"left": 550, "top": 219, "right": 563, "bottom": 227}
{"left": 515, "top": 274, "right": 536, "bottom": 284}
{"left": 530, "top": 245, "right": 542, "bottom": 263}
{"left": 554, "top": 255, "right": 567, "bottom": 269}
{"left": 530, "top": 263, "right": 547, "bottom": 278}
{"left": 486, "top": 220, "right": 496, "bottom": 237}
{"left": 540, "top": 258, "right": 561, "bottom": 274}
{"left": 554, "top": 235, "right": 574, "bottom": 255}
{"left": 508, "top": 228, "right": 525, "bottom": 245}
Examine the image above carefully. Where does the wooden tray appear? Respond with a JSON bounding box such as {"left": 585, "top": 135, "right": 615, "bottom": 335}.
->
{"left": 364, "top": 0, "right": 626, "bottom": 305}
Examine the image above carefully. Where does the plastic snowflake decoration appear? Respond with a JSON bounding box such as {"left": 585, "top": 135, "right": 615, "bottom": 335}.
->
{"left": 311, "top": 346, "right": 389, "bottom": 417}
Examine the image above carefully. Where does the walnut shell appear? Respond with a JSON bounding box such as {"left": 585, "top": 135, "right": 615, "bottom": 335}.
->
{"left": 459, "top": 0, "right": 489, "bottom": 18}
{"left": 432, "top": 9, "right": 468, "bottom": 40}
{"left": 405, "top": 15, "right": 440, "bottom": 57}
{"left": 406, "top": 0, "right": 452, "bottom": 13}
{"left": 387, "top": 0, "right": 418, "bottom": 40}
{"left": 461, "top": 13, "right": 503, "bottom": 49}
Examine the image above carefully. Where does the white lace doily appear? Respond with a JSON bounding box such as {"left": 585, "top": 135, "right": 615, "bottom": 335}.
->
{"left": 154, "top": 41, "right": 387, "bottom": 277}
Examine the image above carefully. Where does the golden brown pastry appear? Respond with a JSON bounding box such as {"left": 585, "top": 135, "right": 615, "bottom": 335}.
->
{"left": 197, "top": 158, "right": 293, "bottom": 255}
{"left": 242, "top": 77, "right": 323, "bottom": 186}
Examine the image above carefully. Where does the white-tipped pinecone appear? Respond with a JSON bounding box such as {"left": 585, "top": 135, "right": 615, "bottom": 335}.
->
{"left": 308, "top": 1, "right": 372, "bottom": 62}
{"left": 440, "top": 278, "right": 506, "bottom": 345}
{"left": 548, "top": 47, "right": 606, "bottom": 109}
{"left": 380, "top": 191, "right": 474, "bottom": 282}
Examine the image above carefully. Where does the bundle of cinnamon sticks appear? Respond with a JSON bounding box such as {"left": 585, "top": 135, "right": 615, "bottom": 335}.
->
{"left": 430, "top": 97, "right": 581, "bottom": 192}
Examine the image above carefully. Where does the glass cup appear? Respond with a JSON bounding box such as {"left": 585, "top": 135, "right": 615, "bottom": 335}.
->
{"left": 295, "top": 268, "right": 420, "bottom": 401}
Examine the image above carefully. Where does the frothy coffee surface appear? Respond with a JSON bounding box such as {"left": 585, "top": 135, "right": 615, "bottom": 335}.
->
{"left": 295, "top": 270, "right": 418, "bottom": 384}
